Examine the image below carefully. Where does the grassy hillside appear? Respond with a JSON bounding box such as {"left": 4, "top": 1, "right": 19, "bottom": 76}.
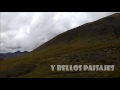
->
{"left": 0, "top": 57, "right": 4, "bottom": 62}
{"left": 0, "top": 13, "right": 120, "bottom": 78}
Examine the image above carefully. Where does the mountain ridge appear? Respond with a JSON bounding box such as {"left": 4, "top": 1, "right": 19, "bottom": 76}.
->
{"left": 33, "top": 13, "right": 120, "bottom": 53}
{"left": 0, "top": 51, "right": 28, "bottom": 60}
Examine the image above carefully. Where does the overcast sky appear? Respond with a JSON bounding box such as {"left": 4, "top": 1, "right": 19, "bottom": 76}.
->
{"left": 0, "top": 12, "right": 116, "bottom": 53}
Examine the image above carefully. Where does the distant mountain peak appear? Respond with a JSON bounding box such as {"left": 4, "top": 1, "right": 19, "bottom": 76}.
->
{"left": 15, "top": 51, "right": 21, "bottom": 53}
{"left": 0, "top": 51, "right": 29, "bottom": 60}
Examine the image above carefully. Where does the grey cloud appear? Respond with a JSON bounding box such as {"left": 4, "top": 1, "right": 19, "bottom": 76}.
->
{"left": 6, "top": 45, "right": 21, "bottom": 49}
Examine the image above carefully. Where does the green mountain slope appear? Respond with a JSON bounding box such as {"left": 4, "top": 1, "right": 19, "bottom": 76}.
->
{"left": 0, "top": 13, "right": 120, "bottom": 78}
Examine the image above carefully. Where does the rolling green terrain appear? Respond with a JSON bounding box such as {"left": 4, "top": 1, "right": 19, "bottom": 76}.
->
{"left": 0, "top": 13, "right": 120, "bottom": 78}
